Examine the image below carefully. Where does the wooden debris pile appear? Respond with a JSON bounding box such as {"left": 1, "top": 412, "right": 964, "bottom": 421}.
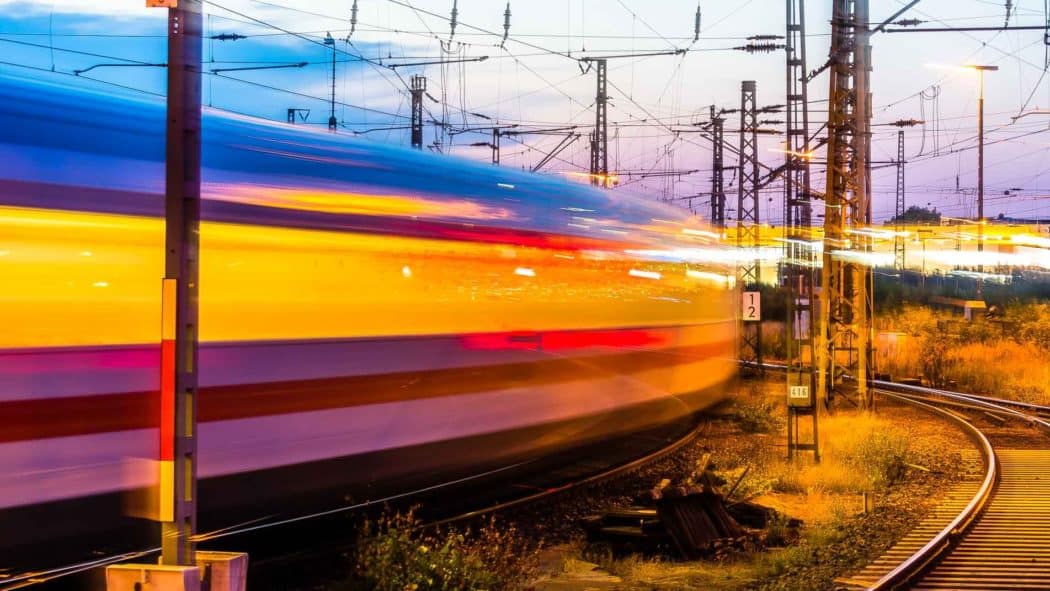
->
{"left": 581, "top": 455, "right": 798, "bottom": 559}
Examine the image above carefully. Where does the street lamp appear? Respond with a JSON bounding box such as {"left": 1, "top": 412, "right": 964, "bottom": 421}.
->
{"left": 968, "top": 64, "right": 998, "bottom": 298}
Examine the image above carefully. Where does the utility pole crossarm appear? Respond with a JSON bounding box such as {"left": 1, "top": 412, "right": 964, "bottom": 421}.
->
{"left": 531, "top": 133, "right": 579, "bottom": 172}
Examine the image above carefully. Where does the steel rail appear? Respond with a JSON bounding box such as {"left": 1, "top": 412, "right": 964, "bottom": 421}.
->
{"left": 3, "top": 417, "right": 707, "bottom": 589}
{"left": 427, "top": 417, "right": 708, "bottom": 528}
{"left": 926, "top": 389, "right": 1050, "bottom": 416}
{"left": 873, "top": 379, "right": 1050, "bottom": 432}
{"left": 754, "top": 362, "right": 1025, "bottom": 590}
{"left": 866, "top": 389, "right": 998, "bottom": 591}
{"left": 874, "top": 386, "right": 1050, "bottom": 590}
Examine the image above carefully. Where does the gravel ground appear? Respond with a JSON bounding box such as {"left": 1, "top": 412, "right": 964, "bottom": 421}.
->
{"left": 522, "top": 381, "right": 983, "bottom": 591}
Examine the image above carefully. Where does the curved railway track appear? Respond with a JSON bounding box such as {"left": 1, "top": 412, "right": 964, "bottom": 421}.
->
{"left": 1, "top": 414, "right": 711, "bottom": 590}
{"left": 247, "top": 414, "right": 711, "bottom": 590}
{"left": 847, "top": 381, "right": 1050, "bottom": 590}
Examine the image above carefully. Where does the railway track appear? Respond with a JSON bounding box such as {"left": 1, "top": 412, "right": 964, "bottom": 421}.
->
{"left": 844, "top": 382, "right": 1050, "bottom": 590}
{"left": 2, "top": 415, "right": 710, "bottom": 590}
{"left": 247, "top": 414, "right": 711, "bottom": 590}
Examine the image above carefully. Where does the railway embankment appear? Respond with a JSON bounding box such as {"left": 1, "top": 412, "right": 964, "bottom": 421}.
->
{"left": 527, "top": 378, "right": 978, "bottom": 591}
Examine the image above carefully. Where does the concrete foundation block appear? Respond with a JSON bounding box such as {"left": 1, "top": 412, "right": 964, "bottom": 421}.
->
{"left": 106, "top": 564, "right": 201, "bottom": 591}
{"left": 196, "top": 551, "right": 248, "bottom": 591}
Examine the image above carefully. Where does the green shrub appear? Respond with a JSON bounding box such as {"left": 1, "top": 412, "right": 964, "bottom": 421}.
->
{"left": 732, "top": 400, "right": 784, "bottom": 434}
{"left": 349, "top": 509, "right": 540, "bottom": 591}
{"left": 846, "top": 430, "right": 909, "bottom": 489}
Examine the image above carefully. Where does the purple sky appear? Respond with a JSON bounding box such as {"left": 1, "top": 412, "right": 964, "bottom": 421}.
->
{"left": 1, "top": 0, "right": 1049, "bottom": 223}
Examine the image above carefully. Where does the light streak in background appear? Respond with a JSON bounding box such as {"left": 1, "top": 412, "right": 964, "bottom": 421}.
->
{"left": 558, "top": 171, "right": 620, "bottom": 187}
{"left": 626, "top": 247, "right": 785, "bottom": 265}
{"left": 768, "top": 147, "right": 816, "bottom": 160}
{"left": 712, "top": 222, "right": 1050, "bottom": 280}
{"left": 685, "top": 269, "right": 735, "bottom": 288}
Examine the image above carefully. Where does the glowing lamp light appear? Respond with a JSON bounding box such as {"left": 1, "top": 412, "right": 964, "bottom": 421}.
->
{"left": 514, "top": 267, "right": 536, "bottom": 277}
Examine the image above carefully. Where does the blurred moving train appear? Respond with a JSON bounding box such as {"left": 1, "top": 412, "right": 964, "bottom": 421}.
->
{"left": 0, "top": 73, "right": 737, "bottom": 567}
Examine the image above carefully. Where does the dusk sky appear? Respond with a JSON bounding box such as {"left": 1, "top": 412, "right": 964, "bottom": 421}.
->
{"left": 2, "top": 0, "right": 1049, "bottom": 224}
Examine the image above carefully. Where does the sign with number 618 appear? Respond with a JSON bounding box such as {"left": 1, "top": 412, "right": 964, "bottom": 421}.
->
{"left": 742, "top": 291, "right": 761, "bottom": 322}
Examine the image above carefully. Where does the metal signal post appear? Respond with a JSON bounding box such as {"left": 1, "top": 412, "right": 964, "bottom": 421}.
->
{"left": 785, "top": 0, "right": 818, "bottom": 460}
{"left": 160, "top": 0, "right": 202, "bottom": 566}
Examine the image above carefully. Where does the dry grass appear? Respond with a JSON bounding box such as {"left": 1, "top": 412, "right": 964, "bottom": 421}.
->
{"left": 602, "top": 555, "right": 756, "bottom": 591}
{"left": 536, "top": 377, "right": 970, "bottom": 591}
{"left": 878, "top": 304, "right": 1050, "bottom": 405}
{"left": 943, "top": 341, "right": 1050, "bottom": 404}
{"left": 718, "top": 390, "right": 912, "bottom": 496}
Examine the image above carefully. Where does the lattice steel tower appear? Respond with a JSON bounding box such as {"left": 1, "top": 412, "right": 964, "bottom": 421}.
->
{"left": 818, "top": 0, "right": 873, "bottom": 409}
{"left": 894, "top": 129, "right": 906, "bottom": 271}
{"left": 888, "top": 118, "right": 921, "bottom": 271}
{"left": 589, "top": 59, "right": 609, "bottom": 187}
{"left": 410, "top": 75, "right": 426, "bottom": 150}
{"left": 738, "top": 80, "right": 762, "bottom": 372}
{"left": 710, "top": 105, "right": 726, "bottom": 229}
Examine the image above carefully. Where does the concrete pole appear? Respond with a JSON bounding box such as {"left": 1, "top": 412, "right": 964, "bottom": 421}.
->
{"left": 161, "top": 0, "right": 202, "bottom": 566}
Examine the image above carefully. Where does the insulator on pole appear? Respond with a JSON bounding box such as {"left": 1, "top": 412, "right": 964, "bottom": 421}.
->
{"left": 349, "top": 0, "right": 358, "bottom": 39}
{"left": 502, "top": 3, "right": 511, "bottom": 48}
{"left": 449, "top": 0, "right": 458, "bottom": 40}
{"left": 693, "top": 4, "right": 701, "bottom": 42}
{"left": 735, "top": 42, "right": 784, "bottom": 53}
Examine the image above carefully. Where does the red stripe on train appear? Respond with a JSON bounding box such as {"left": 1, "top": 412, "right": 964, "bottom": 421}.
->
{"left": 0, "top": 340, "right": 733, "bottom": 444}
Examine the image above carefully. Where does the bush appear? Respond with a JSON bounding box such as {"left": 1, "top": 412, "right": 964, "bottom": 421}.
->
{"left": 350, "top": 509, "right": 540, "bottom": 591}
{"left": 919, "top": 335, "right": 953, "bottom": 388}
{"left": 732, "top": 400, "right": 784, "bottom": 434}
{"left": 846, "top": 430, "right": 909, "bottom": 489}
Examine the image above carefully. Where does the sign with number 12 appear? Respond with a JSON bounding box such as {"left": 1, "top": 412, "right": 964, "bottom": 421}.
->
{"left": 742, "top": 291, "right": 761, "bottom": 322}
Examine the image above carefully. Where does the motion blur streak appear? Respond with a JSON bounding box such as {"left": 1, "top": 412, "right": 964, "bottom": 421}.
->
{"left": 210, "top": 182, "right": 518, "bottom": 221}
{"left": 0, "top": 73, "right": 738, "bottom": 571}
{"left": 1, "top": 205, "right": 723, "bottom": 347}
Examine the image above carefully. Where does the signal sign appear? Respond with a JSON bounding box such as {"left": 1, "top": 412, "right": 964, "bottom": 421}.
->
{"left": 742, "top": 291, "right": 761, "bottom": 322}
